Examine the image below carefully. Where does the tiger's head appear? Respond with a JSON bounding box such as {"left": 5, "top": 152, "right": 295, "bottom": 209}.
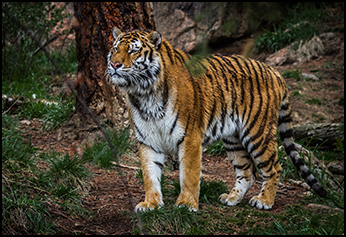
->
{"left": 106, "top": 27, "right": 163, "bottom": 95}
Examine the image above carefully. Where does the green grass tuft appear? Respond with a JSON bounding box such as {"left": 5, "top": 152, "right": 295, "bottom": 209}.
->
{"left": 82, "top": 125, "right": 132, "bottom": 168}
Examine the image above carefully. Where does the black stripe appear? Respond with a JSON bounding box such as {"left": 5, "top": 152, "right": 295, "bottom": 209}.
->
{"left": 222, "top": 138, "right": 238, "bottom": 146}
{"left": 214, "top": 69, "right": 227, "bottom": 134}
{"left": 212, "top": 124, "right": 218, "bottom": 137}
{"left": 279, "top": 129, "right": 293, "bottom": 140}
{"left": 148, "top": 48, "right": 153, "bottom": 62}
{"left": 220, "top": 56, "right": 238, "bottom": 113}
{"left": 162, "top": 77, "right": 169, "bottom": 109}
{"left": 281, "top": 103, "right": 289, "bottom": 110}
{"left": 170, "top": 111, "right": 179, "bottom": 135}
{"left": 133, "top": 121, "right": 145, "bottom": 140}
{"left": 255, "top": 124, "right": 275, "bottom": 157}
{"left": 248, "top": 137, "right": 264, "bottom": 155}
{"left": 265, "top": 152, "right": 277, "bottom": 172}
{"left": 233, "top": 55, "right": 247, "bottom": 77}
{"left": 207, "top": 99, "right": 217, "bottom": 129}
{"left": 278, "top": 113, "right": 292, "bottom": 125}
{"left": 257, "top": 159, "right": 270, "bottom": 169}
{"left": 138, "top": 141, "right": 164, "bottom": 154}
{"left": 262, "top": 172, "right": 276, "bottom": 180}
{"left": 284, "top": 144, "right": 296, "bottom": 155}
{"left": 253, "top": 146, "right": 266, "bottom": 159}
{"left": 154, "top": 161, "right": 163, "bottom": 170}
{"left": 234, "top": 163, "right": 251, "bottom": 170}
{"left": 174, "top": 49, "right": 185, "bottom": 64}
{"left": 163, "top": 41, "right": 174, "bottom": 64}
{"left": 225, "top": 146, "right": 245, "bottom": 152}
{"left": 177, "top": 114, "right": 190, "bottom": 148}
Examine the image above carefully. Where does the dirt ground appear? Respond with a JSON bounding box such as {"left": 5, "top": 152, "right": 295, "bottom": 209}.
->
{"left": 17, "top": 24, "right": 344, "bottom": 235}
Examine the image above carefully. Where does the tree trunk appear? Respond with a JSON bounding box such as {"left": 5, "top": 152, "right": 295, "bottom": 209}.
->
{"left": 292, "top": 123, "right": 344, "bottom": 149}
{"left": 58, "top": 2, "right": 155, "bottom": 143}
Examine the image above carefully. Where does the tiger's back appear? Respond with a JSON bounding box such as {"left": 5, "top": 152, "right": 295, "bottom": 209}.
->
{"left": 106, "top": 27, "right": 326, "bottom": 212}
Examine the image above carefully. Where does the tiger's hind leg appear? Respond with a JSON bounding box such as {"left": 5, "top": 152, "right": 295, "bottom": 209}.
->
{"left": 219, "top": 137, "right": 256, "bottom": 206}
{"left": 247, "top": 133, "right": 283, "bottom": 210}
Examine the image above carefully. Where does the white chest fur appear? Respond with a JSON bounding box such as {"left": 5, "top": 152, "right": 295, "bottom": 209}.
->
{"left": 126, "top": 94, "right": 185, "bottom": 155}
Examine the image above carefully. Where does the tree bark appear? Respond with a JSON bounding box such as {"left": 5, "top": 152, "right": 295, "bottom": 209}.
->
{"left": 58, "top": 2, "right": 155, "bottom": 142}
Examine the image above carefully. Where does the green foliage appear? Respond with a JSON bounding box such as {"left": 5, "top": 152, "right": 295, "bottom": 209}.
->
{"left": 2, "top": 115, "right": 38, "bottom": 172}
{"left": 2, "top": 2, "right": 73, "bottom": 81}
{"left": 255, "top": 3, "right": 330, "bottom": 53}
{"left": 333, "top": 138, "right": 344, "bottom": 154}
{"left": 291, "top": 90, "right": 302, "bottom": 98}
{"left": 205, "top": 139, "right": 226, "bottom": 155}
{"left": 282, "top": 68, "right": 302, "bottom": 80}
{"left": 305, "top": 97, "right": 322, "bottom": 105}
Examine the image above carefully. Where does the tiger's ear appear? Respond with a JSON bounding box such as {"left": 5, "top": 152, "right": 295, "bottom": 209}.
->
{"left": 148, "top": 31, "right": 162, "bottom": 50}
{"left": 112, "top": 27, "right": 122, "bottom": 39}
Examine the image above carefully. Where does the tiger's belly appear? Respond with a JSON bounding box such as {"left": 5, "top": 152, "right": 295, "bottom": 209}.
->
{"left": 202, "top": 115, "right": 239, "bottom": 147}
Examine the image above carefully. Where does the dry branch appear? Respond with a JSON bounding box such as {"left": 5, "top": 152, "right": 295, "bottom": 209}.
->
{"left": 292, "top": 123, "right": 344, "bottom": 148}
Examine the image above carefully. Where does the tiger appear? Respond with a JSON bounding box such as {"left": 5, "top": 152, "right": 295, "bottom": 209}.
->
{"left": 105, "top": 27, "right": 327, "bottom": 212}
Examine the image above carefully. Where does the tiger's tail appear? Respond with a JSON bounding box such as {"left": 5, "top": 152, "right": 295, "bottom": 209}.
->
{"left": 277, "top": 90, "right": 327, "bottom": 198}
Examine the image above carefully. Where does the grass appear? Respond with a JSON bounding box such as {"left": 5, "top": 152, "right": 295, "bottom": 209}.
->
{"left": 132, "top": 147, "right": 344, "bottom": 235}
{"left": 3, "top": 39, "right": 77, "bottom": 132}
{"left": 258, "top": 205, "right": 344, "bottom": 235}
{"left": 2, "top": 114, "right": 91, "bottom": 234}
{"left": 133, "top": 194, "right": 344, "bottom": 235}
{"left": 81, "top": 125, "right": 132, "bottom": 168}
{"left": 282, "top": 68, "right": 302, "bottom": 80}
{"left": 305, "top": 97, "right": 322, "bottom": 105}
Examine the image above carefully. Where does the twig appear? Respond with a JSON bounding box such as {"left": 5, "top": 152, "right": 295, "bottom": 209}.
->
{"left": 57, "top": 28, "right": 73, "bottom": 62}
{"left": 112, "top": 162, "right": 140, "bottom": 170}
{"left": 2, "top": 88, "right": 29, "bottom": 115}
{"left": 32, "top": 34, "right": 60, "bottom": 56}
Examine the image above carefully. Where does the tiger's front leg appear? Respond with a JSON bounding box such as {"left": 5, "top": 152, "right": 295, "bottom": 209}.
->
{"left": 134, "top": 144, "right": 165, "bottom": 213}
{"left": 175, "top": 136, "right": 202, "bottom": 211}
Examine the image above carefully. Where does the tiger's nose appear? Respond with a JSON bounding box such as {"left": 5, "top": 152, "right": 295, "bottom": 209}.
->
{"left": 110, "top": 62, "right": 122, "bottom": 70}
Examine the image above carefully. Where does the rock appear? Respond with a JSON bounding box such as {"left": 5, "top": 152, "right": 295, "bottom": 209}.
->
{"left": 152, "top": 3, "right": 274, "bottom": 53}
{"left": 265, "top": 47, "right": 292, "bottom": 66}
{"left": 20, "top": 120, "right": 31, "bottom": 125}
{"left": 265, "top": 31, "right": 344, "bottom": 66}
{"left": 319, "top": 32, "right": 342, "bottom": 55}
{"left": 301, "top": 73, "right": 319, "bottom": 81}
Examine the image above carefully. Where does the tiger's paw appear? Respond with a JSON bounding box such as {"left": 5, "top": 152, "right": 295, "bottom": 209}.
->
{"left": 249, "top": 195, "right": 274, "bottom": 210}
{"left": 219, "top": 193, "right": 242, "bottom": 206}
{"left": 174, "top": 200, "right": 198, "bottom": 212}
{"left": 134, "top": 202, "right": 163, "bottom": 213}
